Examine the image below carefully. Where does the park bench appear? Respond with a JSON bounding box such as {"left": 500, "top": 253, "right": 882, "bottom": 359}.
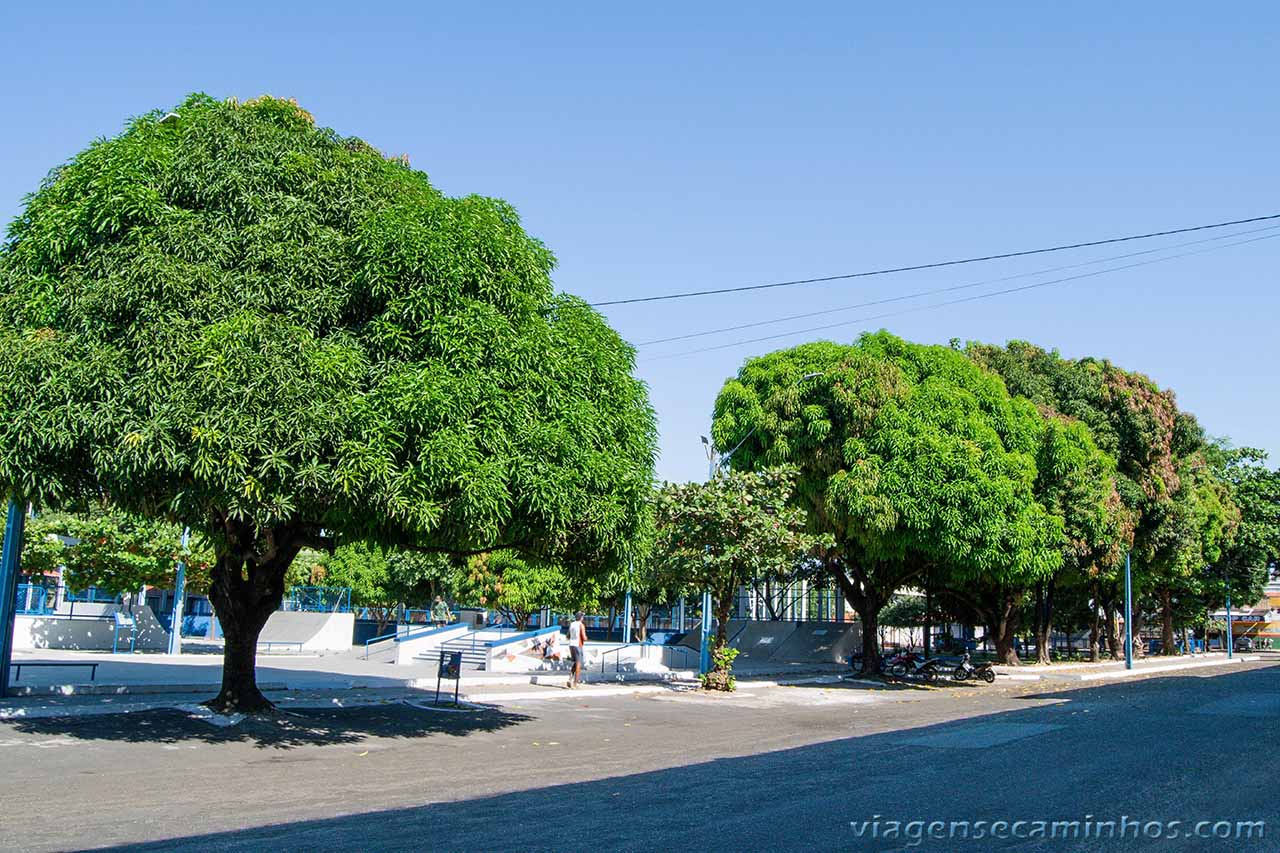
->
{"left": 12, "top": 661, "right": 100, "bottom": 682}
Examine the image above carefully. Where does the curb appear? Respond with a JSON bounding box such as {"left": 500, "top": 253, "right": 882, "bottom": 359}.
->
{"left": 1054, "top": 655, "right": 1260, "bottom": 681}
{"left": 5, "top": 681, "right": 289, "bottom": 697}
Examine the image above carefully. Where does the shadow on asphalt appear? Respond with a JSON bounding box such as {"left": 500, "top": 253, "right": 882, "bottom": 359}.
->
{"left": 6, "top": 702, "right": 531, "bottom": 749}
{"left": 83, "top": 663, "right": 1280, "bottom": 852}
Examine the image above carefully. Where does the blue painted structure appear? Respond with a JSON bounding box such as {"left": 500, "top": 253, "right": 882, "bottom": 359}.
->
{"left": 0, "top": 500, "right": 26, "bottom": 698}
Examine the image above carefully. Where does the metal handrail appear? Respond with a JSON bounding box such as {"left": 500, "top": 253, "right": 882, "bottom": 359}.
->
{"left": 665, "top": 644, "right": 698, "bottom": 670}
{"left": 597, "top": 641, "right": 698, "bottom": 674}
{"left": 488, "top": 625, "right": 560, "bottom": 650}
{"left": 395, "top": 622, "right": 468, "bottom": 644}
{"left": 258, "top": 641, "right": 304, "bottom": 652}
{"left": 363, "top": 629, "right": 401, "bottom": 659}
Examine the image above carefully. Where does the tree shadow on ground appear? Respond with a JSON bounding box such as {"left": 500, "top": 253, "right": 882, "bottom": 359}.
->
{"left": 4, "top": 701, "right": 530, "bottom": 749}
{"left": 86, "top": 665, "right": 1280, "bottom": 852}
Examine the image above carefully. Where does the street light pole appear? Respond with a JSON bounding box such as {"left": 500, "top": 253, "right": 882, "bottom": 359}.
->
{"left": 1123, "top": 551, "right": 1133, "bottom": 670}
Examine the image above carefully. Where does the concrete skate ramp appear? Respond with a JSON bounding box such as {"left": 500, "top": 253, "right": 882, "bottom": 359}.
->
{"left": 259, "top": 611, "right": 355, "bottom": 653}
{"left": 728, "top": 620, "right": 799, "bottom": 660}
{"left": 766, "top": 620, "right": 860, "bottom": 664}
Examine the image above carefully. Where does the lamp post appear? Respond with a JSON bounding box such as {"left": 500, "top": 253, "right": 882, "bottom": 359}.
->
{"left": 696, "top": 371, "right": 824, "bottom": 675}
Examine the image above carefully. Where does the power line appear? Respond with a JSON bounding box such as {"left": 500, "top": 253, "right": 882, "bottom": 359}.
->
{"left": 640, "top": 230, "right": 1280, "bottom": 361}
{"left": 636, "top": 223, "right": 1280, "bottom": 346}
{"left": 593, "top": 212, "right": 1280, "bottom": 307}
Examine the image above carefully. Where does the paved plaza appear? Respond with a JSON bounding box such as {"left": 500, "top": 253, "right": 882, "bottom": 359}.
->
{"left": 1, "top": 659, "right": 1276, "bottom": 851}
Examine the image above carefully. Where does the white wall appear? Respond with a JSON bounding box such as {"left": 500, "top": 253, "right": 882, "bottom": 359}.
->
{"left": 13, "top": 605, "right": 168, "bottom": 652}
{"left": 394, "top": 623, "right": 471, "bottom": 665}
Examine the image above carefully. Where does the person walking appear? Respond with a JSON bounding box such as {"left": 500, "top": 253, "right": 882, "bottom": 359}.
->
{"left": 567, "top": 610, "right": 587, "bottom": 688}
{"left": 431, "top": 596, "right": 451, "bottom": 627}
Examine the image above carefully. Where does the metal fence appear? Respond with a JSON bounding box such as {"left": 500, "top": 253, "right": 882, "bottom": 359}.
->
{"left": 65, "top": 587, "right": 122, "bottom": 604}
{"left": 15, "top": 583, "right": 52, "bottom": 615}
{"left": 281, "top": 586, "right": 351, "bottom": 613}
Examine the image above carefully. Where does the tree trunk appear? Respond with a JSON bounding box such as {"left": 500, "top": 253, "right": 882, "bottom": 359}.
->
{"left": 634, "top": 603, "right": 651, "bottom": 642}
{"left": 1035, "top": 578, "right": 1055, "bottom": 666}
{"left": 1103, "top": 601, "right": 1121, "bottom": 661}
{"left": 859, "top": 603, "right": 881, "bottom": 674}
{"left": 204, "top": 524, "right": 304, "bottom": 714}
{"left": 1089, "top": 582, "right": 1101, "bottom": 662}
{"left": 828, "top": 562, "right": 885, "bottom": 675}
{"left": 207, "top": 586, "right": 278, "bottom": 713}
{"left": 991, "top": 594, "right": 1021, "bottom": 665}
{"left": 923, "top": 580, "right": 933, "bottom": 659}
{"left": 713, "top": 595, "right": 732, "bottom": 657}
{"left": 1160, "top": 587, "right": 1175, "bottom": 656}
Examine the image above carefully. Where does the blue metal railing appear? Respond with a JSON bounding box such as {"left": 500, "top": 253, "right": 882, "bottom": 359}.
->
{"left": 363, "top": 628, "right": 401, "bottom": 659}
{"left": 395, "top": 622, "right": 469, "bottom": 645}
{"left": 15, "top": 583, "right": 52, "bottom": 615}
{"left": 66, "top": 587, "right": 121, "bottom": 604}
{"left": 597, "top": 641, "right": 698, "bottom": 674}
{"left": 665, "top": 644, "right": 698, "bottom": 670}
{"left": 282, "top": 586, "right": 351, "bottom": 613}
{"left": 488, "top": 625, "right": 560, "bottom": 651}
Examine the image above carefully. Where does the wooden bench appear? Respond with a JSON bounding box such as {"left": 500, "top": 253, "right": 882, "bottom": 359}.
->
{"left": 12, "top": 661, "right": 100, "bottom": 682}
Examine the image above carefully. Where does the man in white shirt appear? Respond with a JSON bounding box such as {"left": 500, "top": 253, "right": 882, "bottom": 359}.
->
{"left": 567, "top": 611, "right": 587, "bottom": 688}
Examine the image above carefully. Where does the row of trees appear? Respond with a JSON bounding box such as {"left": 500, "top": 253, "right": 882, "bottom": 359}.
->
{"left": 706, "top": 332, "right": 1280, "bottom": 672}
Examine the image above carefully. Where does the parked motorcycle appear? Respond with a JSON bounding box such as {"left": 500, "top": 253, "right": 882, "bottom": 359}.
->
{"left": 952, "top": 652, "right": 996, "bottom": 684}
{"left": 849, "top": 649, "right": 908, "bottom": 676}
{"left": 890, "top": 652, "right": 949, "bottom": 683}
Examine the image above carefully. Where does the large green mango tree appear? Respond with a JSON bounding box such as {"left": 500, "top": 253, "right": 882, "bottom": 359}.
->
{"left": 713, "top": 332, "right": 1063, "bottom": 672}
{"left": 0, "top": 95, "right": 656, "bottom": 711}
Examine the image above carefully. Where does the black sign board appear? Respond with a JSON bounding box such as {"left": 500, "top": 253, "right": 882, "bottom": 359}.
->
{"left": 436, "top": 649, "right": 463, "bottom": 705}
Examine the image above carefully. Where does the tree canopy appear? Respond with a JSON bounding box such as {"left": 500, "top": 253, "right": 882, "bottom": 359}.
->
{"left": 0, "top": 94, "right": 657, "bottom": 710}
{"left": 13, "top": 507, "right": 210, "bottom": 595}
{"left": 455, "top": 550, "right": 599, "bottom": 630}
{"left": 712, "top": 333, "right": 1068, "bottom": 670}
{"left": 652, "top": 467, "right": 817, "bottom": 687}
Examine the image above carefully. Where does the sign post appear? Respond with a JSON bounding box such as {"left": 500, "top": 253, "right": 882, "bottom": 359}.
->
{"left": 436, "top": 649, "right": 462, "bottom": 705}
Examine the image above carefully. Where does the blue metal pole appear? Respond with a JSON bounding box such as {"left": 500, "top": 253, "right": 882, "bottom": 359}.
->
{"left": 0, "top": 500, "right": 26, "bottom": 698}
{"left": 1226, "top": 587, "right": 1233, "bottom": 659}
{"left": 1123, "top": 552, "right": 1133, "bottom": 670}
{"left": 700, "top": 588, "right": 712, "bottom": 674}
{"left": 622, "top": 555, "right": 634, "bottom": 645}
{"left": 167, "top": 527, "right": 190, "bottom": 655}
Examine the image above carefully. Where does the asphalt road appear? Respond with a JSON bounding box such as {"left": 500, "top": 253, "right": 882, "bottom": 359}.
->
{"left": 1, "top": 662, "right": 1276, "bottom": 852}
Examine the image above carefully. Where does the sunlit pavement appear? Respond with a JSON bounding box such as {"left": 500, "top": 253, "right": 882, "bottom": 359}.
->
{"left": 1, "top": 660, "right": 1277, "bottom": 851}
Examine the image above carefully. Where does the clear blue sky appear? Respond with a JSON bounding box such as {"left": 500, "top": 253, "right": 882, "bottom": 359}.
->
{"left": 4, "top": 3, "right": 1277, "bottom": 483}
